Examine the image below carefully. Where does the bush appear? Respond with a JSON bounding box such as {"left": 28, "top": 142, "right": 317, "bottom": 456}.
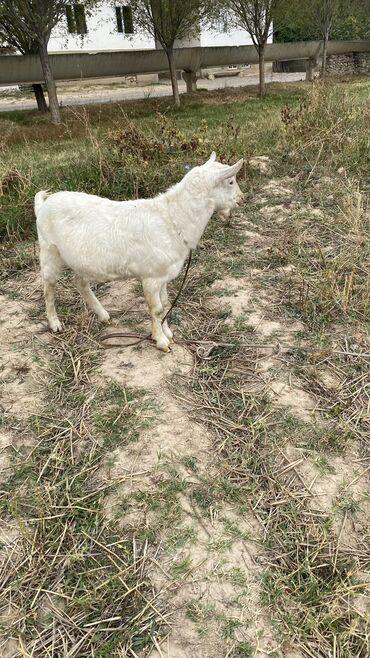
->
{"left": 281, "top": 82, "right": 370, "bottom": 176}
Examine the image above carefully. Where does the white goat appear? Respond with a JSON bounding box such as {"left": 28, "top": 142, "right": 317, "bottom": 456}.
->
{"left": 35, "top": 152, "right": 244, "bottom": 351}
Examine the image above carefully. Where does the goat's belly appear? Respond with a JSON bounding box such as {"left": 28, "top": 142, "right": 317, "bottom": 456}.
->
{"left": 75, "top": 269, "right": 131, "bottom": 283}
{"left": 70, "top": 260, "right": 133, "bottom": 283}
{"left": 74, "top": 258, "right": 185, "bottom": 284}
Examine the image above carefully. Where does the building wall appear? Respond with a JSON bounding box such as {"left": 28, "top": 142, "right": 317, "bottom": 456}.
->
{"left": 48, "top": 4, "right": 155, "bottom": 52}
{"left": 48, "top": 3, "right": 254, "bottom": 53}
{"left": 200, "top": 26, "right": 254, "bottom": 48}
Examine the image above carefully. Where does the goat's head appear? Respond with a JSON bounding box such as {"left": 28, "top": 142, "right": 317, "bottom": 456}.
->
{"left": 201, "top": 152, "right": 244, "bottom": 218}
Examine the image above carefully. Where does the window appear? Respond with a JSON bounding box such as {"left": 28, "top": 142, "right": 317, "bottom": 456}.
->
{"left": 115, "top": 6, "right": 134, "bottom": 35}
{"left": 66, "top": 4, "right": 87, "bottom": 35}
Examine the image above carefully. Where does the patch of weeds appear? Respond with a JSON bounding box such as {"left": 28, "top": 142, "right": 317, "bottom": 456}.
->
{"left": 225, "top": 567, "right": 249, "bottom": 589}
{"left": 167, "top": 525, "right": 198, "bottom": 550}
{"left": 181, "top": 271, "right": 370, "bottom": 654}
{"left": 279, "top": 185, "right": 370, "bottom": 329}
{"left": 126, "top": 476, "right": 188, "bottom": 539}
{"left": 222, "top": 519, "right": 252, "bottom": 543}
{"left": 305, "top": 426, "right": 351, "bottom": 454}
{"left": 179, "top": 455, "right": 199, "bottom": 472}
{"left": 0, "top": 241, "right": 37, "bottom": 278}
{"left": 336, "top": 491, "right": 361, "bottom": 515}
{"left": 261, "top": 507, "right": 368, "bottom": 657}
{"left": 186, "top": 600, "right": 215, "bottom": 637}
{"left": 282, "top": 81, "right": 370, "bottom": 175}
{"left": 277, "top": 414, "right": 350, "bottom": 455}
{"left": 233, "top": 640, "right": 253, "bottom": 657}
{"left": 94, "top": 381, "right": 159, "bottom": 449}
{"left": 191, "top": 483, "right": 217, "bottom": 512}
{"left": 315, "top": 455, "right": 336, "bottom": 476}
{"left": 171, "top": 556, "right": 193, "bottom": 578}
{"left": 287, "top": 335, "right": 369, "bottom": 442}
{"left": 222, "top": 617, "right": 243, "bottom": 640}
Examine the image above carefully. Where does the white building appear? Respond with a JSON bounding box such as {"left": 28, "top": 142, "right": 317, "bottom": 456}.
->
{"left": 48, "top": 3, "right": 254, "bottom": 53}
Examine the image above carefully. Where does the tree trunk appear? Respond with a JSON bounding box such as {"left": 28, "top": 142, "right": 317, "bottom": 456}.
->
{"left": 258, "top": 45, "right": 266, "bottom": 97}
{"left": 167, "top": 48, "right": 180, "bottom": 108}
{"left": 32, "top": 83, "right": 48, "bottom": 112}
{"left": 38, "top": 40, "right": 61, "bottom": 124}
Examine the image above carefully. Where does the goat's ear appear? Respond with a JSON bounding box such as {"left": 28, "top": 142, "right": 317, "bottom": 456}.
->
{"left": 208, "top": 151, "right": 217, "bottom": 163}
{"left": 217, "top": 159, "right": 244, "bottom": 181}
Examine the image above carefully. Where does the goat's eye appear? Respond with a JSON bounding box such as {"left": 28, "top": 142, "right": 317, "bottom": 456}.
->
{"left": 229, "top": 180, "right": 234, "bottom": 185}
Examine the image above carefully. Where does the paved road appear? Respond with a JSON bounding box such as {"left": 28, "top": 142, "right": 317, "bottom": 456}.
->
{"left": 0, "top": 72, "right": 305, "bottom": 113}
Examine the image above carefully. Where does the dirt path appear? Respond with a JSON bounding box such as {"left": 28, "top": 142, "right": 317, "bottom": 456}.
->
{"left": 0, "top": 73, "right": 304, "bottom": 113}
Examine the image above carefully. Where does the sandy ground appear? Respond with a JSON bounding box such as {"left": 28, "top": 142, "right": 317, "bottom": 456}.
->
{"left": 0, "top": 71, "right": 305, "bottom": 112}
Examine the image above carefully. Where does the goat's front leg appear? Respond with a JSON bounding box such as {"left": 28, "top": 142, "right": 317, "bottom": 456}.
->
{"left": 160, "top": 283, "right": 173, "bottom": 343}
{"left": 142, "top": 279, "right": 170, "bottom": 352}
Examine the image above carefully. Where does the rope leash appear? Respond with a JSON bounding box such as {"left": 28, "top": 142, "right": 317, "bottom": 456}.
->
{"left": 100, "top": 250, "right": 193, "bottom": 349}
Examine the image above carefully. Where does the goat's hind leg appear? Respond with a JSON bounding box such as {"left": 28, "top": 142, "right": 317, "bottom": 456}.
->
{"left": 160, "top": 283, "right": 173, "bottom": 343}
{"left": 142, "top": 279, "right": 170, "bottom": 352}
{"left": 75, "top": 276, "right": 110, "bottom": 323}
{"left": 39, "top": 242, "right": 63, "bottom": 332}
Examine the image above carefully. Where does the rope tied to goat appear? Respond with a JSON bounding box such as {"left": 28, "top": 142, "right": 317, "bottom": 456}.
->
{"left": 100, "top": 250, "right": 195, "bottom": 351}
{"left": 99, "top": 251, "right": 251, "bottom": 358}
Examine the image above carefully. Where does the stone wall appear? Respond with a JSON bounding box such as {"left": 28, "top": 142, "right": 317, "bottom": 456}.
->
{"left": 326, "top": 52, "right": 370, "bottom": 75}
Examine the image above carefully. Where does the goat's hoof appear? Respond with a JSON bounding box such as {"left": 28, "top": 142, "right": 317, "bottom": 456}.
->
{"left": 49, "top": 319, "right": 62, "bottom": 333}
{"left": 163, "top": 330, "right": 174, "bottom": 342}
{"left": 98, "top": 310, "right": 110, "bottom": 323}
{"left": 156, "top": 337, "right": 170, "bottom": 352}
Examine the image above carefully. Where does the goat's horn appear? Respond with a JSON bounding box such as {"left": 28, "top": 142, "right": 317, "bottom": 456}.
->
{"left": 208, "top": 151, "right": 217, "bottom": 163}
{"left": 217, "top": 159, "right": 244, "bottom": 181}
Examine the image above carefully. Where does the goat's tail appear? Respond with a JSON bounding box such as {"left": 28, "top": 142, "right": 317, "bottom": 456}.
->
{"left": 34, "top": 190, "right": 50, "bottom": 217}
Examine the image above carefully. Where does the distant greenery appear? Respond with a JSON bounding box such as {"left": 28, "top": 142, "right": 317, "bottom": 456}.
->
{"left": 274, "top": 1, "right": 370, "bottom": 42}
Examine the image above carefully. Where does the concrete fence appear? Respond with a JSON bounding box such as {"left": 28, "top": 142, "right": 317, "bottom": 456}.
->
{"left": 0, "top": 41, "right": 369, "bottom": 88}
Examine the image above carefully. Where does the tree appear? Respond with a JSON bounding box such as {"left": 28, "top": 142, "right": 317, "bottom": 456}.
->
{"left": 128, "top": 0, "right": 211, "bottom": 108}
{"left": 0, "top": 1, "right": 97, "bottom": 123}
{"left": 312, "top": 0, "right": 341, "bottom": 77}
{"left": 215, "top": 1, "right": 278, "bottom": 97}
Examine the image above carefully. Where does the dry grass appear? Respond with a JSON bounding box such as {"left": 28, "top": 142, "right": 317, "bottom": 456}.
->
{"left": 281, "top": 80, "right": 370, "bottom": 176}
{"left": 0, "top": 310, "right": 168, "bottom": 656}
{"left": 172, "top": 280, "right": 370, "bottom": 657}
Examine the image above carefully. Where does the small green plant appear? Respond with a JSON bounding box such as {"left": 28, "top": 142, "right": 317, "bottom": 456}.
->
{"left": 233, "top": 640, "right": 253, "bottom": 657}
{"left": 171, "top": 556, "right": 192, "bottom": 578}
{"left": 222, "top": 617, "right": 243, "bottom": 640}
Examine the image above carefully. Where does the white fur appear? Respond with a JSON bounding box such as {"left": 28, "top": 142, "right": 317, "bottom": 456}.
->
{"left": 35, "top": 153, "right": 244, "bottom": 351}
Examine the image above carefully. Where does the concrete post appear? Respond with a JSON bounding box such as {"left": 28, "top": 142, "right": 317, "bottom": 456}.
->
{"left": 305, "top": 58, "right": 316, "bottom": 81}
{"left": 183, "top": 70, "right": 197, "bottom": 93}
